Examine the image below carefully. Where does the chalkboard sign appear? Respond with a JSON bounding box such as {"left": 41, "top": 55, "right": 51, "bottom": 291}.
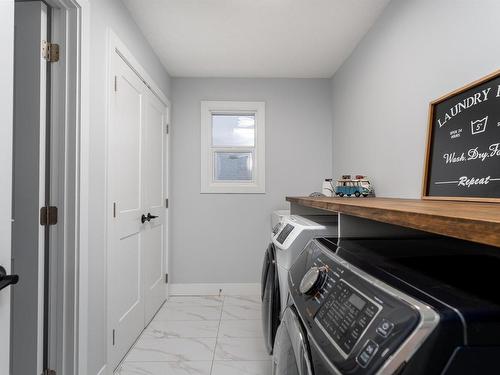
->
{"left": 423, "top": 70, "right": 500, "bottom": 202}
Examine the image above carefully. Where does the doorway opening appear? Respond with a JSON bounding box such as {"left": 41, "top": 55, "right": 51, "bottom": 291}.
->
{"left": 11, "top": 0, "right": 89, "bottom": 374}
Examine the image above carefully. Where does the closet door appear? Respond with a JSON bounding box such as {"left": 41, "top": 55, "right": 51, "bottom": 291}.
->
{"left": 108, "top": 50, "right": 168, "bottom": 370}
{"left": 142, "top": 90, "right": 167, "bottom": 323}
{"left": 108, "top": 53, "right": 146, "bottom": 369}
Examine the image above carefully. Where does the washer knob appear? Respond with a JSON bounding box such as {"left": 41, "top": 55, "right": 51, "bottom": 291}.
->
{"left": 299, "top": 267, "right": 325, "bottom": 295}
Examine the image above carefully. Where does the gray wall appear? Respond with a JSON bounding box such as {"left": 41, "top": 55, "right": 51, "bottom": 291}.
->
{"left": 331, "top": 0, "right": 500, "bottom": 198}
{"left": 171, "top": 78, "right": 332, "bottom": 284}
{"left": 86, "top": 0, "right": 171, "bottom": 373}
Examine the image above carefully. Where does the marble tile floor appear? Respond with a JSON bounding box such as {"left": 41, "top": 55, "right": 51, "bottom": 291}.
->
{"left": 115, "top": 295, "right": 272, "bottom": 375}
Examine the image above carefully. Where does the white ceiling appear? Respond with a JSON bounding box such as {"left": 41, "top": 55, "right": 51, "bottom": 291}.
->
{"left": 122, "top": 0, "right": 391, "bottom": 78}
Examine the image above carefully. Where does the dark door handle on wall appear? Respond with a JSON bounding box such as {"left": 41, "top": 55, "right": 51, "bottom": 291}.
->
{"left": 141, "top": 213, "right": 159, "bottom": 224}
{"left": 146, "top": 213, "right": 158, "bottom": 221}
{"left": 0, "top": 266, "right": 19, "bottom": 292}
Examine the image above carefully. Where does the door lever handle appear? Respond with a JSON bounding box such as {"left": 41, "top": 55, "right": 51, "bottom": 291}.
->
{"left": 141, "top": 213, "right": 158, "bottom": 224}
{"left": 147, "top": 213, "right": 158, "bottom": 221}
{"left": 0, "top": 266, "right": 19, "bottom": 292}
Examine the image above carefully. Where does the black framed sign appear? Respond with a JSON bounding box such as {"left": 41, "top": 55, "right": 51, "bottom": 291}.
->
{"left": 423, "top": 70, "right": 500, "bottom": 202}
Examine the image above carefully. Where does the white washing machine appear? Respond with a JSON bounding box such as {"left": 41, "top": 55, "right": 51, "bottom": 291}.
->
{"left": 273, "top": 214, "right": 338, "bottom": 310}
{"left": 261, "top": 213, "right": 338, "bottom": 354}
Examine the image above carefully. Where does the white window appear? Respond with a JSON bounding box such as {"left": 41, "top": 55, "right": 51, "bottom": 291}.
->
{"left": 201, "top": 101, "right": 265, "bottom": 193}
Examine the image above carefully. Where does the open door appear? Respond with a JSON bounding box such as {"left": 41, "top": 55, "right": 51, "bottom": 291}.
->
{"left": 11, "top": 1, "right": 51, "bottom": 374}
{"left": 0, "top": 2, "right": 15, "bottom": 374}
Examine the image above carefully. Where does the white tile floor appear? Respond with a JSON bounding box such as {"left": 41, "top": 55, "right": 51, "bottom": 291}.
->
{"left": 115, "top": 295, "right": 272, "bottom": 375}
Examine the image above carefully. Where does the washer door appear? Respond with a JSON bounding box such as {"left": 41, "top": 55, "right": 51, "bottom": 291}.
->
{"left": 272, "top": 306, "right": 313, "bottom": 375}
{"left": 261, "top": 243, "right": 281, "bottom": 354}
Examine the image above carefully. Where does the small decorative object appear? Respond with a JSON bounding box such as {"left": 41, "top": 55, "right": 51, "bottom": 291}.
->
{"left": 309, "top": 192, "right": 326, "bottom": 197}
{"left": 321, "top": 178, "right": 334, "bottom": 197}
{"left": 334, "top": 175, "right": 373, "bottom": 197}
{"left": 423, "top": 70, "right": 500, "bottom": 202}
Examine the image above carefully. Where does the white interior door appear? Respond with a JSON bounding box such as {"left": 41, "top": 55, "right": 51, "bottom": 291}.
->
{"left": 142, "top": 90, "right": 167, "bottom": 323}
{"left": 0, "top": 1, "right": 15, "bottom": 374}
{"left": 108, "top": 51, "right": 168, "bottom": 369}
{"left": 108, "top": 52, "right": 146, "bottom": 368}
{"left": 11, "top": 2, "right": 48, "bottom": 374}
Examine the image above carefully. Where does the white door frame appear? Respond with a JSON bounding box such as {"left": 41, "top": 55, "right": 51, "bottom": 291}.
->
{"left": 7, "top": 0, "right": 91, "bottom": 373}
{"left": 41, "top": 0, "right": 91, "bottom": 374}
{"left": 5, "top": 0, "right": 90, "bottom": 373}
{"left": 105, "top": 29, "right": 170, "bottom": 373}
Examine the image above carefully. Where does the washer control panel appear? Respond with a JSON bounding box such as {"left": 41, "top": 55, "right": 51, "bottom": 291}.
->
{"left": 289, "top": 240, "right": 422, "bottom": 374}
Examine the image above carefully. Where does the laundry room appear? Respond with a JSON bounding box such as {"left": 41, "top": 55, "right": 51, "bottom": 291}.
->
{"left": 2, "top": 0, "right": 500, "bottom": 375}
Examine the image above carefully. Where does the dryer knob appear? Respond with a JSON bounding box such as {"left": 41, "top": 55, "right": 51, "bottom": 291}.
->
{"left": 299, "top": 267, "right": 325, "bottom": 295}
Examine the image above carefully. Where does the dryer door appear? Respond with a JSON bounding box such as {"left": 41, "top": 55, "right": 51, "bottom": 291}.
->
{"left": 261, "top": 243, "right": 281, "bottom": 354}
{"left": 272, "top": 306, "right": 313, "bottom": 375}
{"left": 261, "top": 243, "right": 271, "bottom": 300}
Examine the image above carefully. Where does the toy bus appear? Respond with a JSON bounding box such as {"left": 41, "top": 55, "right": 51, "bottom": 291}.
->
{"left": 334, "top": 175, "right": 373, "bottom": 197}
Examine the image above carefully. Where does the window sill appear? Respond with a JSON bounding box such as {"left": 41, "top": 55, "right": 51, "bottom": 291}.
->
{"left": 201, "top": 182, "right": 265, "bottom": 194}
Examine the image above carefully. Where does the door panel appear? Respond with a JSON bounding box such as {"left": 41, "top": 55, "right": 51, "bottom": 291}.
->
{"left": 114, "top": 67, "right": 143, "bottom": 239}
{"left": 108, "top": 53, "right": 146, "bottom": 368}
{"left": 11, "top": 2, "right": 47, "bottom": 374}
{"left": 115, "top": 74, "right": 142, "bottom": 209}
{"left": 0, "top": 1, "right": 14, "bottom": 374}
{"left": 115, "top": 236, "right": 141, "bottom": 318}
{"left": 144, "top": 94, "right": 164, "bottom": 209}
{"left": 142, "top": 90, "right": 166, "bottom": 323}
{"left": 142, "top": 224, "right": 164, "bottom": 322}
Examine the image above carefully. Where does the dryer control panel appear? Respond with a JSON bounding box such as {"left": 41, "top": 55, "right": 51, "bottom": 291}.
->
{"left": 314, "top": 278, "right": 382, "bottom": 358}
{"left": 289, "top": 240, "right": 437, "bottom": 374}
{"left": 276, "top": 223, "right": 294, "bottom": 244}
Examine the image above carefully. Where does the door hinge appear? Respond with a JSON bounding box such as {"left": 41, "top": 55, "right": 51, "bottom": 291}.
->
{"left": 114, "top": 75, "right": 118, "bottom": 92}
{"left": 165, "top": 273, "right": 169, "bottom": 283}
{"left": 112, "top": 329, "right": 116, "bottom": 346}
{"left": 165, "top": 199, "right": 169, "bottom": 208}
{"left": 113, "top": 202, "right": 117, "bottom": 218}
{"left": 166, "top": 124, "right": 169, "bottom": 134}
{"left": 41, "top": 369, "right": 56, "bottom": 375}
{"left": 41, "top": 40, "right": 59, "bottom": 62}
{"left": 40, "top": 206, "right": 58, "bottom": 226}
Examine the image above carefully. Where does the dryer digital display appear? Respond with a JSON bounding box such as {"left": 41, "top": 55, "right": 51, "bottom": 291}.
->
{"left": 277, "top": 224, "right": 294, "bottom": 244}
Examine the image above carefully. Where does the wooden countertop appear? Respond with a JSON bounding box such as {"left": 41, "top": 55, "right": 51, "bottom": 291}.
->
{"left": 286, "top": 196, "right": 500, "bottom": 247}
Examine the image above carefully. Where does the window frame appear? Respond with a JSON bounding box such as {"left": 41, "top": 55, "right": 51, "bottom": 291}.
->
{"left": 201, "top": 100, "right": 266, "bottom": 193}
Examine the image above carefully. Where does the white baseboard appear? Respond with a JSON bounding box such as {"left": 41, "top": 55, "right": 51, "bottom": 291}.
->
{"left": 168, "top": 283, "right": 260, "bottom": 296}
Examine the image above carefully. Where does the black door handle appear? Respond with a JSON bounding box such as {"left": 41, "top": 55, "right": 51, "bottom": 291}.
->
{"left": 0, "top": 266, "right": 19, "bottom": 292}
{"left": 147, "top": 213, "right": 158, "bottom": 221}
{"left": 141, "top": 213, "right": 159, "bottom": 224}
